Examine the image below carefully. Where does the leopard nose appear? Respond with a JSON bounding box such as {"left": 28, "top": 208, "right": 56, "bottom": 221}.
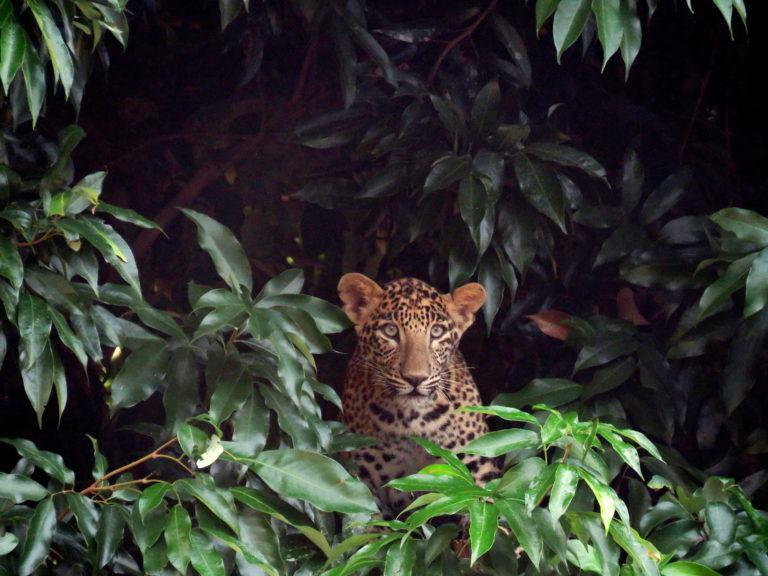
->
{"left": 403, "top": 373, "right": 428, "bottom": 387}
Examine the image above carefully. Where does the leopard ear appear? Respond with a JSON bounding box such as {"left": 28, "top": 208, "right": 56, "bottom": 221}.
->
{"left": 338, "top": 273, "right": 384, "bottom": 326}
{"left": 444, "top": 282, "right": 486, "bottom": 332}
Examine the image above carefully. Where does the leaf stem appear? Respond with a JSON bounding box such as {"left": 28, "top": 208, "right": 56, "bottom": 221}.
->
{"left": 427, "top": 0, "right": 499, "bottom": 86}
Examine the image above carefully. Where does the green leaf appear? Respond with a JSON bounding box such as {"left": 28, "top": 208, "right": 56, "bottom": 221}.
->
{"left": 47, "top": 306, "right": 88, "bottom": 370}
{"left": 581, "top": 357, "right": 636, "bottom": 401}
{"left": 609, "top": 521, "right": 661, "bottom": 576}
{"left": 711, "top": 207, "right": 768, "bottom": 246}
{"left": 182, "top": 208, "right": 252, "bottom": 293}
{"left": 0, "top": 473, "right": 48, "bottom": 503}
{"left": 470, "top": 79, "right": 501, "bottom": 137}
{"left": 231, "top": 486, "right": 331, "bottom": 557}
{"left": 21, "top": 40, "right": 45, "bottom": 126}
{"left": 21, "top": 341, "right": 55, "bottom": 427}
{"left": 497, "top": 500, "right": 544, "bottom": 570}
{"left": 257, "top": 294, "right": 350, "bottom": 333}
{"left": 552, "top": 0, "right": 592, "bottom": 63}
{"left": 95, "top": 504, "right": 127, "bottom": 570}
{"left": 17, "top": 497, "right": 56, "bottom": 576}
{"left": 26, "top": 0, "right": 75, "bottom": 96}
{"left": 661, "top": 562, "right": 721, "bottom": 576}
{"left": 0, "top": 236, "right": 22, "bottom": 291}
{"left": 459, "top": 174, "right": 487, "bottom": 237}
{"left": 619, "top": 0, "right": 642, "bottom": 79}
{"left": 536, "top": 0, "right": 561, "bottom": 31}
{"left": 0, "top": 438, "right": 74, "bottom": 485}
{"left": 469, "top": 500, "right": 498, "bottom": 565}
{"left": 384, "top": 537, "right": 416, "bottom": 576}
{"left": 616, "top": 428, "right": 664, "bottom": 461}
{"left": 67, "top": 493, "right": 98, "bottom": 544}
{"left": 386, "top": 473, "right": 471, "bottom": 493}
{"left": 575, "top": 338, "right": 638, "bottom": 373}
{"left": 704, "top": 502, "right": 735, "bottom": 545}
{"left": 577, "top": 469, "right": 616, "bottom": 532}
{"left": 255, "top": 268, "right": 305, "bottom": 300}
{"left": 339, "top": 6, "right": 396, "bottom": 85}
{"left": 593, "top": 0, "right": 623, "bottom": 69}
{"left": 359, "top": 164, "right": 406, "bottom": 199}
{"left": 525, "top": 142, "right": 608, "bottom": 182}
{"left": 176, "top": 475, "right": 240, "bottom": 534}
{"left": 219, "top": 0, "right": 244, "bottom": 29}
{"left": 129, "top": 501, "right": 166, "bottom": 555}
{"left": 110, "top": 343, "right": 170, "bottom": 411}
{"left": 598, "top": 425, "right": 643, "bottom": 477}
{"left": 18, "top": 291, "right": 52, "bottom": 369}
{"left": 712, "top": 0, "right": 734, "bottom": 37}
{"left": 424, "top": 154, "right": 471, "bottom": 194}
{"left": 514, "top": 154, "right": 566, "bottom": 232}
{"left": 228, "top": 389, "right": 269, "bottom": 457}
{"left": 242, "top": 449, "right": 377, "bottom": 514}
{"left": 478, "top": 252, "right": 503, "bottom": 331}
{"left": 0, "top": 532, "right": 18, "bottom": 556}
{"left": 494, "top": 378, "right": 582, "bottom": 408}
{"left": 549, "top": 464, "right": 579, "bottom": 522}
{"left": 57, "top": 217, "right": 142, "bottom": 295}
{"left": 209, "top": 363, "right": 250, "bottom": 424}
{"left": 639, "top": 167, "right": 693, "bottom": 224}
{"left": 97, "top": 202, "right": 163, "bottom": 230}
{"left": 190, "top": 529, "right": 226, "bottom": 576}
{"left": 698, "top": 254, "right": 754, "bottom": 321}
{"left": 0, "top": 21, "right": 25, "bottom": 93}
{"left": 458, "top": 405, "right": 539, "bottom": 425}
{"left": 461, "top": 428, "right": 540, "bottom": 457}
{"left": 139, "top": 483, "right": 171, "bottom": 521}
{"left": 165, "top": 504, "right": 192, "bottom": 573}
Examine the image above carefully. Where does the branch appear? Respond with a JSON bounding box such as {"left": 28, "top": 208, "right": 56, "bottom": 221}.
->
{"left": 80, "top": 436, "right": 179, "bottom": 496}
{"left": 427, "top": 0, "right": 499, "bottom": 86}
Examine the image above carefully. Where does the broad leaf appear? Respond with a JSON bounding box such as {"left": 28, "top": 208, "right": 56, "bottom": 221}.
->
{"left": 182, "top": 208, "right": 253, "bottom": 293}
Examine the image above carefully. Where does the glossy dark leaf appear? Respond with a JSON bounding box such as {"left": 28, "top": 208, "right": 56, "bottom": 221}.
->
{"left": 514, "top": 154, "right": 566, "bottom": 232}
{"left": 244, "top": 449, "right": 378, "bottom": 514}
{"left": 95, "top": 504, "right": 127, "bottom": 570}
{"left": 525, "top": 142, "right": 608, "bottom": 182}
{"left": 424, "top": 154, "right": 471, "bottom": 194}
{"left": 182, "top": 208, "right": 252, "bottom": 293}
{"left": 639, "top": 166, "right": 693, "bottom": 225}
{"left": 470, "top": 79, "right": 501, "bottom": 138}
{"left": 17, "top": 497, "right": 56, "bottom": 576}
{"left": 581, "top": 357, "right": 636, "bottom": 400}
{"left": 621, "top": 148, "right": 645, "bottom": 213}
{"left": 165, "top": 504, "right": 192, "bottom": 573}
{"left": 110, "top": 343, "right": 170, "bottom": 411}
{"left": 0, "top": 438, "right": 74, "bottom": 485}
{"left": 495, "top": 378, "right": 582, "bottom": 408}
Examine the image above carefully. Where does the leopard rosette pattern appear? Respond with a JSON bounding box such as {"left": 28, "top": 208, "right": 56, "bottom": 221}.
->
{"left": 338, "top": 273, "right": 499, "bottom": 515}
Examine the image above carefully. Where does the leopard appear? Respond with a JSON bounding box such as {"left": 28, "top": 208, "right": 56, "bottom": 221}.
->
{"left": 338, "top": 273, "right": 499, "bottom": 515}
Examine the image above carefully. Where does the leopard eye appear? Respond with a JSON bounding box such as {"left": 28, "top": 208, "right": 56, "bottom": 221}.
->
{"left": 430, "top": 324, "right": 446, "bottom": 339}
{"left": 381, "top": 323, "right": 399, "bottom": 339}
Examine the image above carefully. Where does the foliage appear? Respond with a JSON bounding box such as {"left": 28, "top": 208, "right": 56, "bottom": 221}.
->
{"left": 1, "top": 0, "right": 766, "bottom": 575}
{"left": 0, "top": 0, "right": 128, "bottom": 124}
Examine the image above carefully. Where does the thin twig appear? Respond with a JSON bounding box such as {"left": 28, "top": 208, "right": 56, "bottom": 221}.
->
{"left": 14, "top": 229, "right": 57, "bottom": 248}
{"left": 427, "top": 0, "right": 498, "bottom": 86}
{"left": 80, "top": 436, "right": 179, "bottom": 496}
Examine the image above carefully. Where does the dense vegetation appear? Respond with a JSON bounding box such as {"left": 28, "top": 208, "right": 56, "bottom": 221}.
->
{"left": 1, "top": 0, "right": 766, "bottom": 574}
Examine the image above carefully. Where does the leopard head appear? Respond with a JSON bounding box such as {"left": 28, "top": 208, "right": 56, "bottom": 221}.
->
{"left": 338, "top": 273, "right": 485, "bottom": 397}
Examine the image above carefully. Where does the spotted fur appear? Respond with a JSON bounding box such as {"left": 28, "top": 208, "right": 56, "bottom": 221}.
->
{"left": 338, "top": 274, "right": 499, "bottom": 514}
